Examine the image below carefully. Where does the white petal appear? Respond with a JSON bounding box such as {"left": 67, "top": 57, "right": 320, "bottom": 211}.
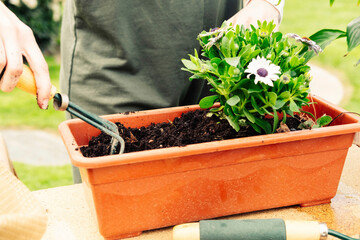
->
{"left": 246, "top": 73, "right": 253, "bottom": 79}
{"left": 245, "top": 68, "right": 256, "bottom": 75}
{"left": 262, "top": 77, "right": 274, "bottom": 86}
{"left": 269, "top": 74, "right": 280, "bottom": 81}
{"left": 267, "top": 66, "right": 281, "bottom": 76}
{"left": 254, "top": 76, "right": 262, "bottom": 84}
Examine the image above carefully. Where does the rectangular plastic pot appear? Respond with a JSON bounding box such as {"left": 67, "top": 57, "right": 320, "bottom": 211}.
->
{"left": 58, "top": 95, "right": 360, "bottom": 240}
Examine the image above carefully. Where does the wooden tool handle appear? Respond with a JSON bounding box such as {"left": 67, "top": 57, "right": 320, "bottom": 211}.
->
{"left": 16, "top": 64, "right": 57, "bottom": 99}
{"left": 173, "top": 223, "right": 200, "bottom": 240}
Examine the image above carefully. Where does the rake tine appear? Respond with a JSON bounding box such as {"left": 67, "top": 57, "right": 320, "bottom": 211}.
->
{"left": 54, "top": 93, "right": 125, "bottom": 154}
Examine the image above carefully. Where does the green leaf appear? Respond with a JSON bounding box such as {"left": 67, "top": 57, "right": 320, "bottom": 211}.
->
{"left": 189, "top": 74, "right": 203, "bottom": 81}
{"left": 347, "top": 16, "right": 360, "bottom": 52}
{"left": 302, "top": 29, "right": 346, "bottom": 62}
{"left": 289, "top": 56, "right": 300, "bottom": 68}
{"left": 243, "top": 108, "right": 255, "bottom": 123}
{"left": 195, "top": 48, "right": 200, "bottom": 58}
{"left": 241, "top": 88, "right": 249, "bottom": 99}
{"left": 210, "top": 105, "right": 224, "bottom": 113}
{"left": 181, "top": 59, "right": 198, "bottom": 70}
{"left": 272, "top": 108, "right": 279, "bottom": 133}
{"left": 274, "top": 100, "right": 286, "bottom": 109}
{"left": 225, "top": 57, "right": 240, "bottom": 67}
{"left": 238, "top": 45, "right": 251, "bottom": 58}
{"left": 251, "top": 32, "right": 258, "bottom": 45}
{"left": 289, "top": 99, "right": 300, "bottom": 112}
{"left": 248, "top": 84, "right": 263, "bottom": 93}
{"left": 230, "top": 79, "right": 251, "bottom": 92}
{"left": 249, "top": 122, "right": 262, "bottom": 134}
{"left": 227, "top": 95, "right": 240, "bottom": 106}
{"left": 210, "top": 57, "right": 222, "bottom": 66}
{"left": 261, "top": 37, "right": 270, "bottom": 48}
{"left": 225, "top": 115, "right": 240, "bottom": 132}
{"left": 250, "top": 24, "right": 257, "bottom": 32}
{"left": 218, "top": 61, "right": 227, "bottom": 75}
{"left": 316, "top": 115, "right": 332, "bottom": 127}
{"left": 330, "top": 0, "right": 335, "bottom": 6}
{"left": 254, "top": 117, "right": 272, "bottom": 134}
{"left": 247, "top": 49, "right": 262, "bottom": 60}
{"left": 209, "top": 47, "right": 220, "bottom": 59}
{"left": 251, "top": 96, "right": 265, "bottom": 115}
{"left": 272, "top": 32, "right": 283, "bottom": 42}
{"left": 300, "top": 110, "right": 315, "bottom": 119}
{"left": 285, "top": 109, "right": 294, "bottom": 118}
{"left": 282, "top": 110, "right": 287, "bottom": 123}
{"left": 267, "top": 92, "right": 277, "bottom": 106}
{"left": 221, "top": 36, "right": 231, "bottom": 57}
{"left": 279, "top": 91, "right": 291, "bottom": 99}
{"left": 261, "top": 107, "right": 272, "bottom": 115}
{"left": 199, "top": 95, "right": 218, "bottom": 109}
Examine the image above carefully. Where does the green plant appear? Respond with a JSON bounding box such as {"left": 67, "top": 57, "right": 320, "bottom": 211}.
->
{"left": 298, "top": 114, "right": 332, "bottom": 130}
{"left": 182, "top": 21, "right": 322, "bottom": 134}
{"left": 307, "top": 1, "right": 360, "bottom": 64}
{"left": 306, "top": 16, "right": 360, "bottom": 64}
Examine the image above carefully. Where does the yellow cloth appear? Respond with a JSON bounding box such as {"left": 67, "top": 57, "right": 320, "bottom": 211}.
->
{"left": 0, "top": 135, "right": 47, "bottom": 240}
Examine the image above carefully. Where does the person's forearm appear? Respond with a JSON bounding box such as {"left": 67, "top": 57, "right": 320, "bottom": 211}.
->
{"left": 228, "top": 0, "right": 284, "bottom": 30}
{"left": 248, "top": 0, "right": 285, "bottom": 23}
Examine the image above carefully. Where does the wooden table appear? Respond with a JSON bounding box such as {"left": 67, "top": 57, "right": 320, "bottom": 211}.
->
{"left": 34, "top": 145, "right": 360, "bottom": 240}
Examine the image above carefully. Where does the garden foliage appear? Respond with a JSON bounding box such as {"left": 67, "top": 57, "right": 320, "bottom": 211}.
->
{"left": 182, "top": 21, "right": 318, "bottom": 134}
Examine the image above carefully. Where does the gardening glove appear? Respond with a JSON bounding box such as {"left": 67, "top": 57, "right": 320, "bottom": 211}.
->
{"left": 0, "top": 2, "right": 51, "bottom": 109}
{"left": 228, "top": 0, "right": 284, "bottom": 31}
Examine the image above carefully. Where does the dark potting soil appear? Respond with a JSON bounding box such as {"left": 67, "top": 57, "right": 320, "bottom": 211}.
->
{"left": 80, "top": 109, "right": 303, "bottom": 158}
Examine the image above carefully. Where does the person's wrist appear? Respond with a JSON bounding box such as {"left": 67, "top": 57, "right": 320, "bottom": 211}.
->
{"left": 246, "top": 0, "right": 284, "bottom": 24}
{"left": 262, "top": 0, "right": 284, "bottom": 23}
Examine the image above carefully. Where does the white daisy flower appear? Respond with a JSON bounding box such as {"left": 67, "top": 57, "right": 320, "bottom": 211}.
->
{"left": 245, "top": 56, "right": 281, "bottom": 87}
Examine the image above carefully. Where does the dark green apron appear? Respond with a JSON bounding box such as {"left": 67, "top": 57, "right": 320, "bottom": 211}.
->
{"left": 60, "top": 0, "right": 241, "bottom": 116}
{"left": 60, "top": 0, "right": 242, "bottom": 183}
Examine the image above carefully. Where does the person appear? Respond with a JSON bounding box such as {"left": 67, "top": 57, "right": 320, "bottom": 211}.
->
{"left": 0, "top": 0, "right": 284, "bottom": 183}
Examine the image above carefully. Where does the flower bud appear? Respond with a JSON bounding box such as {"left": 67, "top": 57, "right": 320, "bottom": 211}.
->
{"left": 304, "top": 72, "right": 313, "bottom": 82}
{"left": 233, "top": 68, "right": 240, "bottom": 75}
{"left": 280, "top": 74, "right": 291, "bottom": 84}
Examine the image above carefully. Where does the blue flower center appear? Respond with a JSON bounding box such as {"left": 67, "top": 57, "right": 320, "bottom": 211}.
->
{"left": 257, "top": 68, "right": 268, "bottom": 77}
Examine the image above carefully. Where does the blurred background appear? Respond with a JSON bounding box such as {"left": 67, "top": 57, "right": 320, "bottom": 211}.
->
{"left": 0, "top": 0, "right": 359, "bottom": 191}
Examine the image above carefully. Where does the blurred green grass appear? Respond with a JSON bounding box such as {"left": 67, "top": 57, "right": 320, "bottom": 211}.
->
{"left": 0, "top": 56, "right": 65, "bottom": 131}
{"left": 13, "top": 162, "right": 73, "bottom": 191}
{"left": 280, "top": 0, "right": 360, "bottom": 112}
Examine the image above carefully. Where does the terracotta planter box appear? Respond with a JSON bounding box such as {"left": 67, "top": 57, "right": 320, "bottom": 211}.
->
{"left": 58, "top": 95, "right": 360, "bottom": 240}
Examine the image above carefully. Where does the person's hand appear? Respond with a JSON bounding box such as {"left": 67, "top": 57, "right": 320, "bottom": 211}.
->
{"left": 0, "top": 2, "right": 51, "bottom": 109}
{"left": 228, "top": 0, "right": 281, "bottom": 31}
